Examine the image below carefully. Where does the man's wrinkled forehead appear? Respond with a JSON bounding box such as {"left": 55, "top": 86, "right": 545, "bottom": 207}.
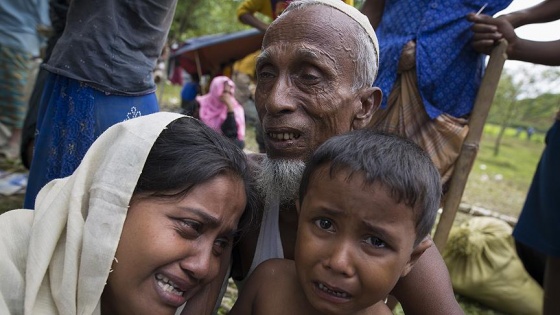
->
{"left": 257, "top": 42, "right": 339, "bottom": 71}
{"left": 265, "top": 4, "right": 355, "bottom": 43}
{"left": 269, "top": 0, "right": 379, "bottom": 70}
{"left": 261, "top": 5, "right": 354, "bottom": 66}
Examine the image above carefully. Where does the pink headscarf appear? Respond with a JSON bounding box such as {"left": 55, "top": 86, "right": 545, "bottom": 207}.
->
{"left": 197, "top": 76, "right": 245, "bottom": 141}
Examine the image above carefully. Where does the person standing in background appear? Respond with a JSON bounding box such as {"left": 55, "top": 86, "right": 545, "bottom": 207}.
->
{"left": 0, "top": 0, "right": 50, "bottom": 161}
{"left": 20, "top": 0, "right": 70, "bottom": 169}
{"left": 24, "top": 0, "right": 179, "bottom": 209}
{"left": 361, "top": 0, "right": 511, "bottom": 187}
{"left": 237, "top": 0, "right": 354, "bottom": 32}
{"left": 468, "top": 1, "right": 560, "bottom": 313}
{"left": 186, "top": 76, "right": 246, "bottom": 149}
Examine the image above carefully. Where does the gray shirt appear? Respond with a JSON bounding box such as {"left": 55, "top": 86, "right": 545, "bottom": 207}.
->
{"left": 44, "top": 0, "right": 177, "bottom": 95}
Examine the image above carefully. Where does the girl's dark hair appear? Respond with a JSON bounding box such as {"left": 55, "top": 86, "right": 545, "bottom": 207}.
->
{"left": 134, "top": 116, "right": 256, "bottom": 234}
{"left": 299, "top": 130, "right": 441, "bottom": 246}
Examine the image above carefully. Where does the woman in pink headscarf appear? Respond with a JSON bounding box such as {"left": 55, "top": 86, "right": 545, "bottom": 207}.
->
{"left": 193, "top": 76, "right": 246, "bottom": 148}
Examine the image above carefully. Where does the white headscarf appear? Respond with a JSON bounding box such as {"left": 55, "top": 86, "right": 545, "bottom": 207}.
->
{"left": 0, "top": 112, "right": 184, "bottom": 314}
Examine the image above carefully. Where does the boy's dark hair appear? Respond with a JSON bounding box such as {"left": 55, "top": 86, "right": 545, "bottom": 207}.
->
{"left": 299, "top": 130, "right": 441, "bottom": 246}
{"left": 134, "top": 116, "right": 256, "bottom": 235}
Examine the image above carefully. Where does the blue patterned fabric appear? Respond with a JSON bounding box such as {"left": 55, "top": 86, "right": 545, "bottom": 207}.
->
{"left": 374, "top": 0, "right": 511, "bottom": 119}
{"left": 24, "top": 73, "right": 159, "bottom": 209}
{"left": 513, "top": 119, "right": 560, "bottom": 257}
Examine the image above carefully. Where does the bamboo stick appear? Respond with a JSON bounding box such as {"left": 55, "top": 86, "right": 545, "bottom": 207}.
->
{"left": 433, "top": 39, "right": 509, "bottom": 251}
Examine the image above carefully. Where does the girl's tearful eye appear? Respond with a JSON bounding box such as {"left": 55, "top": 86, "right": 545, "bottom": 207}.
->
{"left": 174, "top": 219, "right": 201, "bottom": 239}
{"left": 212, "top": 238, "right": 231, "bottom": 256}
{"left": 180, "top": 219, "right": 201, "bottom": 232}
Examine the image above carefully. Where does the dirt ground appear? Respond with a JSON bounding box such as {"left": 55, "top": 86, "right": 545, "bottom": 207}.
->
{"left": 0, "top": 158, "right": 27, "bottom": 214}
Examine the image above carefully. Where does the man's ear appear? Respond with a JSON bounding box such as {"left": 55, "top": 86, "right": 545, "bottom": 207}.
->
{"left": 352, "top": 86, "right": 382, "bottom": 130}
{"left": 400, "top": 237, "right": 432, "bottom": 278}
{"left": 295, "top": 198, "right": 301, "bottom": 215}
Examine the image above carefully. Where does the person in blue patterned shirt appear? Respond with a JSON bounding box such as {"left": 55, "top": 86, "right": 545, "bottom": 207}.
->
{"left": 361, "top": 0, "right": 511, "bottom": 187}
{"left": 469, "top": 1, "right": 560, "bottom": 313}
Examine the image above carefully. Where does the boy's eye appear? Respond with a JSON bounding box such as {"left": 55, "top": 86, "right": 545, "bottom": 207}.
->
{"left": 365, "top": 236, "right": 386, "bottom": 248}
{"left": 314, "top": 218, "right": 334, "bottom": 231}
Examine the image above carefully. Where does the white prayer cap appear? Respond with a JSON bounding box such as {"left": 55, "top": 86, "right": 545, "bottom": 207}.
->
{"left": 282, "top": 0, "right": 379, "bottom": 70}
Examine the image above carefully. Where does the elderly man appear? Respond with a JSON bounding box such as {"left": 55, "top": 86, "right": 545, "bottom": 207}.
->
{"left": 184, "top": 0, "right": 463, "bottom": 314}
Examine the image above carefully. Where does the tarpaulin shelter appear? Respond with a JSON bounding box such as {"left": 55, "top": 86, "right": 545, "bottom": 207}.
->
{"left": 170, "top": 29, "right": 264, "bottom": 79}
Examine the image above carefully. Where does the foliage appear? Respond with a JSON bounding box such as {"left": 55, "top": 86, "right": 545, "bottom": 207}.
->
{"left": 461, "top": 124, "right": 544, "bottom": 217}
{"left": 515, "top": 93, "right": 560, "bottom": 132}
{"left": 489, "top": 72, "right": 523, "bottom": 156}
{"left": 487, "top": 67, "right": 559, "bottom": 156}
{"left": 170, "top": 0, "right": 249, "bottom": 43}
{"left": 489, "top": 72, "right": 522, "bottom": 125}
{"left": 488, "top": 67, "right": 560, "bottom": 127}
{"left": 169, "top": 0, "right": 366, "bottom": 43}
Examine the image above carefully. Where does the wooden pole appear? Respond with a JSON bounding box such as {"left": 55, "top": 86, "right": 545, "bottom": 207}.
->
{"left": 433, "top": 40, "right": 509, "bottom": 251}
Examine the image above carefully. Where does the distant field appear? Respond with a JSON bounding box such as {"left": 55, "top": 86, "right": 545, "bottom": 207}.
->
{"left": 462, "top": 124, "right": 545, "bottom": 218}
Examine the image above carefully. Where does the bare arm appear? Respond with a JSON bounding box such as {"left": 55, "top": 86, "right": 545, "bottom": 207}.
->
{"left": 360, "top": 0, "right": 385, "bottom": 29}
{"left": 392, "top": 243, "right": 464, "bottom": 315}
{"left": 467, "top": 6, "right": 560, "bottom": 65}
{"left": 228, "top": 267, "right": 260, "bottom": 315}
{"left": 229, "top": 259, "right": 284, "bottom": 315}
{"left": 467, "top": 0, "right": 560, "bottom": 64}
{"left": 502, "top": 38, "right": 560, "bottom": 66}
{"left": 503, "top": 0, "right": 560, "bottom": 28}
{"left": 239, "top": 13, "right": 269, "bottom": 33}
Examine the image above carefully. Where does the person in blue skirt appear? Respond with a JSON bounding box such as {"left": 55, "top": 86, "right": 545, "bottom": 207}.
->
{"left": 24, "top": 0, "right": 179, "bottom": 208}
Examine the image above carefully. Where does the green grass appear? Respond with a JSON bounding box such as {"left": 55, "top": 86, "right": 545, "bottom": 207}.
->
{"left": 0, "top": 84, "right": 548, "bottom": 314}
{"left": 462, "top": 125, "right": 545, "bottom": 218}
{"left": 156, "top": 81, "right": 183, "bottom": 112}
{"left": 0, "top": 158, "right": 27, "bottom": 211}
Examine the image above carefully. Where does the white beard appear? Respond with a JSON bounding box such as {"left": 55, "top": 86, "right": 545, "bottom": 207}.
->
{"left": 256, "top": 157, "right": 306, "bottom": 208}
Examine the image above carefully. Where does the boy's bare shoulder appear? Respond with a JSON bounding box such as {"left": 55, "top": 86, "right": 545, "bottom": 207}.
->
{"left": 246, "top": 259, "right": 301, "bottom": 314}
{"left": 252, "top": 258, "right": 296, "bottom": 280}
{"left": 370, "top": 302, "right": 393, "bottom": 315}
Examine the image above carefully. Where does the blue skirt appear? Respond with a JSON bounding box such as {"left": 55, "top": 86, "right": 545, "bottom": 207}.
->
{"left": 513, "top": 120, "right": 560, "bottom": 257}
{"left": 24, "top": 73, "right": 159, "bottom": 208}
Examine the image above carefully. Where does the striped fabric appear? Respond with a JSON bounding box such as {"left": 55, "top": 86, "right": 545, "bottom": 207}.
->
{"left": 369, "top": 41, "right": 469, "bottom": 187}
{"left": 0, "top": 46, "right": 32, "bottom": 128}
